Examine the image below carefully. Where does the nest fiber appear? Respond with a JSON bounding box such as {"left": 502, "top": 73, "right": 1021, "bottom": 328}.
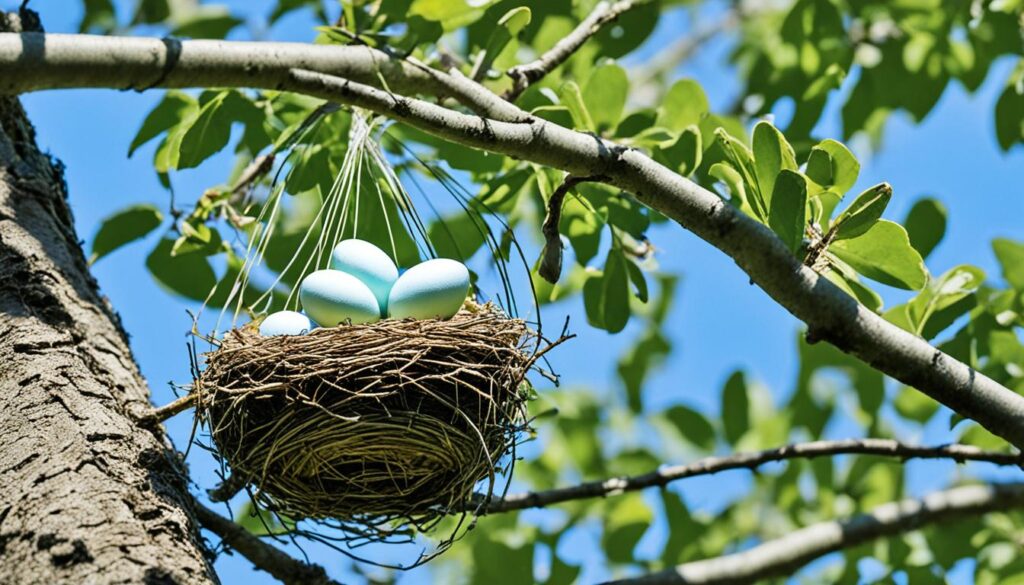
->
{"left": 195, "top": 303, "right": 532, "bottom": 534}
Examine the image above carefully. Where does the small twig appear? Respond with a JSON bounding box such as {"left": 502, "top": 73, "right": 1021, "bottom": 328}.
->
{"left": 505, "top": 0, "right": 644, "bottom": 100}
{"left": 228, "top": 152, "right": 275, "bottom": 206}
{"left": 208, "top": 472, "right": 251, "bottom": 503}
{"left": 539, "top": 174, "right": 608, "bottom": 284}
{"left": 802, "top": 223, "right": 838, "bottom": 270}
{"left": 139, "top": 393, "right": 197, "bottom": 425}
{"left": 479, "top": 439, "right": 1024, "bottom": 513}
{"left": 192, "top": 500, "right": 339, "bottom": 585}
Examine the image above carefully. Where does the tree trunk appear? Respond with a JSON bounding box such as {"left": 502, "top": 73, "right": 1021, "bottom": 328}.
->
{"left": 0, "top": 12, "right": 217, "bottom": 584}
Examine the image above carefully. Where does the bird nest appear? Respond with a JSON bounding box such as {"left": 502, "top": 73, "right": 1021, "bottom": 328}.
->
{"left": 193, "top": 301, "right": 540, "bottom": 543}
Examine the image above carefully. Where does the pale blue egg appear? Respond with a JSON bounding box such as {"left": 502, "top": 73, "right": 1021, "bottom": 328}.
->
{"left": 330, "top": 239, "right": 399, "bottom": 316}
{"left": 300, "top": 269, "right": 381, "bottom": 326}
{"left": 258, "top": 310, "right": 314, "bottom": 337}
{"left": 388, "top": 259, "right": 470, "bottom": 320}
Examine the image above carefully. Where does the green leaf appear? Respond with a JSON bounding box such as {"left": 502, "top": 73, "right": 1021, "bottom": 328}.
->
{"left": 471, "top": 536, "right": 534, "bottom": 585}
{"left": 993, "top": 238, "right": 1024, "bottom": 289}
{"left": 767, "top": 169, "right": 808, "bottom": 254}
{"left": 721, "top": 370, "right": 750, "bottom": 445}
{"left": 814, "top": 139, "right": 859, "bottom": 195}
{"left": 283, "top": 144, "right": 332, "bottom": 196}
{"left": 410, "top": 0, "right": 496, "bottom": 29}
{"left": 995, "top": 82, "right": 1024, "bottom": 151}
{"left": 235, "top": 500, "right": 295, "bottom": 536}
{"left": 657, "top": 79, "right": 709, "bottom": 132}
{"left": 655, "top": 125, "right": 702, "bottom": 176}
{"left": 833, "top": 183, "right": 893, "bottom": 240}
{"left": 831, "top": 220, "right": 928, "bottom": 290}
{"left": 171, "top": 7, "right": 242, "bottom": 39}
{"left": 709, "top": 162, "right": 752, "bottom": 215}
{"left": 470, "top": 6, "right": 531, "bottom": 80}
{"left": 177, "top": 91, "right": 233, "bottom": 170}
{"left": 531, "top": 105, "right": 575, "bottom": 128}
{"left": 601, "top": 246, "right": 631, "bottom": 333}
{"left": 80, "top": 0, "right": 116, "bottom": 33}
{"left": 805, "top": 148, "right": 833, "bottom": 188}
{"left": 560, "top": 81, "right": 596, "bottom": 133}
{"left": 614, "top": 110, "right": 657, "bottom": 138}
{"left": 823, "top": 267, "right": 883, "bottom": 313}
{"left": 618, "top": 328, "right": 670, "bottom": 412}
{"left": 90, "top": 204, "right": 164, "bottom": 264}
{"left": 715, "top": 128, "right": 765, "bottom": 220}
{"left": 129, "top": 91, "right": 197, "bottom": 156}
{"left": 145, "top": 238, "right": 216, "bottom": 300}
{"left": 429, "top": 213, "right": 487, "bottom": 262}
{"left": 904, "top": 197, "right": 947, "bottom": 260}
{"left": 625, "top": 258, "right": 648, "bottom": 303}
{"left": 663, "top": 404, "right": 716, "bottom": 450}
{"left": 906, "top": 265, "right": 986, "bottom": 335}
{"left": 171, "top": 221, "right": 223, "bottom": 257}
{"left": 893, "top": 386, "right": 939, "bottom": 424}
{"left": 560, "top": 195, "right": 603, "bottom": 266}
{"left": 602, "top": 494, "right": 653, "bottom": 564}
{"left": 583, "top": 63, "right": 629, "bottom": 132}
{"left": 752, "top": 121, "right": 797, "bottom": 203}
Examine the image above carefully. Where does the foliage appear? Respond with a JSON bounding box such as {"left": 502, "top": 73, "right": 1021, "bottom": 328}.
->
{"left": 70, "top": 0, "right": 1024, "bottom": 583}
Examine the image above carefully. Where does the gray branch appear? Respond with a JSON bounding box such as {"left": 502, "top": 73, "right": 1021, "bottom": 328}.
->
{"left": 1, "top": 33, "right": 1023, "bottom": 449}
{"left": 193, "top": 501, "right": 339, "bottom": 585}
{"left": 482, "top": 439, "right": 1023, "bottom": 513}
{"left": 607, "top": 482, "right": 1024, "bottom": 584}
{"left": 505, "top": 0, "right": 643, "bottom": 100}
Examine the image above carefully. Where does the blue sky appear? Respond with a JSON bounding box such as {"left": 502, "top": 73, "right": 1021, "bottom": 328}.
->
{"left": 12, "top": 0, "right": 1024, "bottom": 583}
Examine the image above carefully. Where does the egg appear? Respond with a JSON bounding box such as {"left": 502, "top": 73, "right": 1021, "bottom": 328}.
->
{"left": 299, "top": 269, "right": 381, "bottom": 326}
{"left": 388, "top": 258, "right": 470, "bottom": 320}
{"left": 258, "top": 310, "right": 314, "bottom": 337}
{"left": 330, "top": 239, "right": 399, "bottom": 315}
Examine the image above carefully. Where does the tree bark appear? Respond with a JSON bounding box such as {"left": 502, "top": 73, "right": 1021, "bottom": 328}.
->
{"left": 0, "top": 13, "right": 217, "bottom": 583}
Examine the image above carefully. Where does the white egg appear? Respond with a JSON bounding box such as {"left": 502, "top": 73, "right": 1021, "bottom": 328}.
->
{"left": 330, "top": 239, "right": 399, "bottom": 315}
{"left": 299, "top": 269, "right": 381, "bottom": 326}
{"left": 258, "top": 310, "right": 314, "bottom": 337}
{"left": 388, "top": 258, "right": 470, "bottom": 320}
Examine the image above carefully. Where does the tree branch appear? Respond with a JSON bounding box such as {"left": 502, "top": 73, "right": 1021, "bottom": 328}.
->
{"left": 480, "top": 439, "right": 1023, "bottom": 513}
{"left": 193, "top": 501, "right": 339, "bottom": 585}
{"left": 505, "top": 0, "right": 643, "bottom": 100}
{"left": 3, "top": 33, "right": 1024, "bottom": 449}
{"left": 283, "top": 68, "right": 1024, "bottom": 450}
{"left": 607, "top": 482, "right": 1024, "bottom": 584}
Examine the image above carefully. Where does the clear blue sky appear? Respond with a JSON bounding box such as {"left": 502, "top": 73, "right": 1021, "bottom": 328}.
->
{"left": 13, "top": 0, "right": 1024, "bottom": 583}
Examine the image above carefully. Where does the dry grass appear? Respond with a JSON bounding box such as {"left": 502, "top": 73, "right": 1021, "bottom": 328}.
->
{"left": 194, "top": 301, "right": 535, "bottom": 542}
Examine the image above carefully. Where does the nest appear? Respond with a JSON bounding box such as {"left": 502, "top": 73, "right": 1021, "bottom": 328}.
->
{"left": 194, "top": 302, "right": 536, "bottom": 541}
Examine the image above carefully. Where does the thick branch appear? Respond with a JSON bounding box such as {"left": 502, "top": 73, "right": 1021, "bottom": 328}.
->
{"left": 608, "top": 482, "right": 1024, "bottom": 584}
{"left": 482, "top": 439, "right": 1023, "bottom": 513}
{"left": 2, "top": 34, "right": 1024, "bottom": 449}
{"left": 506, "top": 0, "right": 642, "bottom": 100}
{"left": 0, "top": 33, "right": 511, "bottom": 117}
{"left": 194, "top": 501, "right": 339, "bottom": 585}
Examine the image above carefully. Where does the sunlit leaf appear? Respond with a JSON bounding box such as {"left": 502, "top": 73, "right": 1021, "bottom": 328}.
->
{"left": 90, "top": 204, "right": 164, "bottom": 264}
{"left": 831, "top": 220, "right": 928, "bottom": 290}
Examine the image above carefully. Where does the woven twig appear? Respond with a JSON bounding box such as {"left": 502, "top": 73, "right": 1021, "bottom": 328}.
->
{"left": 194, "top": 302, "right": 534, "bottom": 547}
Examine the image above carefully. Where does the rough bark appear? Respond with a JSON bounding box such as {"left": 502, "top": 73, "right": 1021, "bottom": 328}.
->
{"left": 0, "top": 14, "right": 217, "bottom": 583}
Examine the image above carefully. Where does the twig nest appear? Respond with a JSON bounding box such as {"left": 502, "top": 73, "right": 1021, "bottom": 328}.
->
{"left": 195, "top": 301, "right": 533, "bottom": 534}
